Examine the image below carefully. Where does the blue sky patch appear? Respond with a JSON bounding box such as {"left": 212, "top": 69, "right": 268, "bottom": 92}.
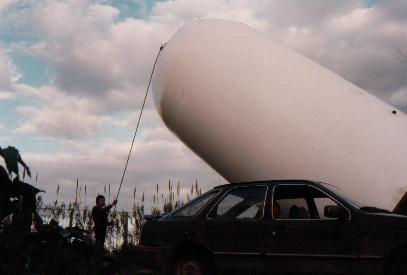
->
{"left": 11, "top": 52, "right": 50, "bottom": 87}
{"left": 111, "top": 0, "right": 167, "bottom": 20}
{"left": 364, "top": 0, "right": 381, "bottom": 7}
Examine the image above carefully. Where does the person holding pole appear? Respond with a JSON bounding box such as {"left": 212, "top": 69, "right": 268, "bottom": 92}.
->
{"left": 91, "top": 195, "right": 118, "bottom": 250}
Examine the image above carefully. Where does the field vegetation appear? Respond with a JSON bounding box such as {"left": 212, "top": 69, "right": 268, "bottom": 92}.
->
{"left": 37, "top": 179, "right": 203, "bottom": 251}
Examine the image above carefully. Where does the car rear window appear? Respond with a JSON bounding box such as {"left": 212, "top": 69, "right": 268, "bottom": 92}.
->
{"left": 171, "top": 190, "right": 219, "bottom": 218}
{"left": 208, "top": 186, "right": 267, "bottom": 220}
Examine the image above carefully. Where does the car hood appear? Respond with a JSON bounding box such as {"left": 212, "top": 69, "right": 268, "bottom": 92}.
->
{"left": 359, "top": 211, "right": 407, "bottom": 231}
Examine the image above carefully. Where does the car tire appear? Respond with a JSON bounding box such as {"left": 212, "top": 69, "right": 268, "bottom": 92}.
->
{"left": 388, "top": 250, "right": 407, "bottom": 275}
{"left": 172, "top": 251, "right": 212, "bottom": 275}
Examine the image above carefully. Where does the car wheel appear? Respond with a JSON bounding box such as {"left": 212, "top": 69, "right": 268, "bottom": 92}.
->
{"left": 173, "top": 252, "right": 212, "bottom": 275}
{"left": 389, "top": 251, "right": 407, "bottom": 275}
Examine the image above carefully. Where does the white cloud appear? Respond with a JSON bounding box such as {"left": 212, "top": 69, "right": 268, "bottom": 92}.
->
{"left": 25, "top": 135, "right": 225, "bottom": 209}
{"left": 328, "top": 7, "right": 376, "bottom": 33}
{"left": 13, "top": 86, "right": 112, "bottom": 139}
{"left": 17, "top": 2, "right": 165, "bottom": 99}
{"left": 275, "top": 1, "right": 407, "bottom": 107}
{"left": 0, "top": 46, "right": 20, "bottom": 91}
{"left": 15, "top": 105, "right": 100, "bottom": 140}
{"left": 0, "top": 0, "right": 17, "bottom": 11}
{"left": 0, "top": 91, "right": 14, "bottom": 99}
{"left": 389, "top": 87, "right": 407, "bottom": 109}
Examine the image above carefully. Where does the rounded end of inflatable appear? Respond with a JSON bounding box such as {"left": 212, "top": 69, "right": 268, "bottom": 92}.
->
{"left": 151, "top": 19, "right": 259, "bottom": 123}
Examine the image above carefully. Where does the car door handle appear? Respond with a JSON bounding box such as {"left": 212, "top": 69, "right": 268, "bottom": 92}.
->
{"left": 272, "top": 224, "right": 286, "bottom": 237}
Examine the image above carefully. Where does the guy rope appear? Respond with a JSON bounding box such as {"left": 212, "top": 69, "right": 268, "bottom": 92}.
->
{"left": 114, "top": 44, "right": 166, "bottom": 206}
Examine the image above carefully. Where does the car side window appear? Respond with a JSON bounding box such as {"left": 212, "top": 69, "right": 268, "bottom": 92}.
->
{"left": 208, "top": 186, "right": 267, "bottom": 220}
{"left": 172, "top": 190, "right": 219, "bottom": 218}
{"left": 274, "top": 197, "right": 309, "bottom": 219}
{"left": 272, "top": 184, "right": 341, "bottom": 220}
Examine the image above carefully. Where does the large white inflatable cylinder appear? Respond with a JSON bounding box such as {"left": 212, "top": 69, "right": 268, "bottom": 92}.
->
{"left": 152, "top": 19, "right": 407, "bottom": 211}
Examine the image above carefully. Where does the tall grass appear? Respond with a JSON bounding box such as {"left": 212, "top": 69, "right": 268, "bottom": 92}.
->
{"left": 36, "top": 179, "right": 204, "bottom": 251}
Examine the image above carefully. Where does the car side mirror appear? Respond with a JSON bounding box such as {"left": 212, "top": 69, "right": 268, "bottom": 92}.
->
{"left": 324, "top": 205, "right": 349, "bottom": 220}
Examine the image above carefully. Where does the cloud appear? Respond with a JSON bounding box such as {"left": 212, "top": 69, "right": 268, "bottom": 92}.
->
{"left": 389, "top": 87, "right": 407, "bottom": 109}
{"left": 0, "top": 46, "right": 20, "bottom": 91}
{"left": 267, "top": 1, "right": 407, "bottom": 109}
{"left": 13, "top": 85, "right": 111, "bottom": 139}
{"left": 25, "top": 134, "right": 225, "bottom": 209}
{"left": 15, "top": 105, "right": 101, "bottom": 140}
{"left": 0, "top": 0, "right": 18, "bottom": 12}
{"left": 10, "top": 82, "right": 163, "bottom": 140}
{"left": 0, "top": 91, "right": 14, "bottom": 99}
{"left": 17, "top": 1, "right": 166, "bottom": 100}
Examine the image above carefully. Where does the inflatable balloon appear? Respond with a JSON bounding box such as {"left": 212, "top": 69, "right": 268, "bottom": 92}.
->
{"left": 152, "top": 19, "right": 407, "bottom": 212}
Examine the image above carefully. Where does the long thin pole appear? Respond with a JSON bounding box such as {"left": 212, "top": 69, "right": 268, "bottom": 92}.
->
{"left": 115, "top": 44, "right": 166, "bottom": 203}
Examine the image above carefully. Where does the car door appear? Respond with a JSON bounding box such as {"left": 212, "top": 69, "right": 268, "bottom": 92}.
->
{"left": 199, "top": 185, "right": 268, "bottom": 272}
{"left": 159, "top": 190, "right": 222, "bottom": 247}
{"left": 266, "top": 183, "right": 359, "bottom": 274}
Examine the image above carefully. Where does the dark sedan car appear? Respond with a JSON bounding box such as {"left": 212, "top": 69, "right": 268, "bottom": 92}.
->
{"left": 136, "top": 180, "right": 407, "bottom": 275}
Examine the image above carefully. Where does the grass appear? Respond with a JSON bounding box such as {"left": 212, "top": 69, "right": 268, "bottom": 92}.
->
{"left": 36, "top": 179, "right": 204, "bottom": 251}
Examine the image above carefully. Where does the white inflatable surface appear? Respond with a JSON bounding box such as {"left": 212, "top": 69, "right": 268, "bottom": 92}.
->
{"left": 152, "top": 19, "right": 407, "bottom": 211}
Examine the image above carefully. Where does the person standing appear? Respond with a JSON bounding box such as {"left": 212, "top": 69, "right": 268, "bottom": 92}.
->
{"left": 91, "top": 195, "right": 118, "bottom": 250}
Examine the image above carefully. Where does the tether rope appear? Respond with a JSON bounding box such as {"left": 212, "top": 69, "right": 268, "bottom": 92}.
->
{"left": 115, "top": 44, "right": 166, "bottom": 204}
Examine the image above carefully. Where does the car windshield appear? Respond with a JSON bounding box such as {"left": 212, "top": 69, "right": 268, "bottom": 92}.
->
{"left": 319, "top": 182, "right": 362, "bottom": 209}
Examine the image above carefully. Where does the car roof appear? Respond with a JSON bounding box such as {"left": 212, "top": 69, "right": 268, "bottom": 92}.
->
{"left": 213, "top": 179, "right": 321, "bottom": 190}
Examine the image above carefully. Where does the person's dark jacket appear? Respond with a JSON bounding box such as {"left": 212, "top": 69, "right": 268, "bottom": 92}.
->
{"left": 91, "top": 205, "right": 112, "bottom": 239}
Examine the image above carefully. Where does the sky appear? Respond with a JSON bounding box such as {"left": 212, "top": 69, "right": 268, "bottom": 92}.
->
{"left": 0, "top": 0, "right": 406, "bottom": 211}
